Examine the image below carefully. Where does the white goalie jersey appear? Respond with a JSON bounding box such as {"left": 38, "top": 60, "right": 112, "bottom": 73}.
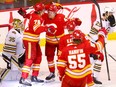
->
{"left": 2, "top": 28, "right": 24, "bottom": 57}
{"left": 2, "top": 28, "right": 25, "bottom": 70}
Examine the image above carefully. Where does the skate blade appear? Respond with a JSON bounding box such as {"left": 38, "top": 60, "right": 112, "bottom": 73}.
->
{"left": 18, "top": 84, "right": 32, "bottom": 87}
{"left": 45, "top": 78, "right": 55, "bottom": 83}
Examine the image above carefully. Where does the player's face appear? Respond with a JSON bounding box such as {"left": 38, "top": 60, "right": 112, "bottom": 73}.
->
{"left": 48, "top": 11, "right": 56, "bottom": 19}
{"left": 38, "top": 9, "right": 45, "bottom": 16}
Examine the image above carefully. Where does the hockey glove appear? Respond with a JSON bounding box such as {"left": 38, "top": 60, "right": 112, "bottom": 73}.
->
{"left": 74, "top": 18, "right": 82, "bottom": 26}
{"left": 108, "top": 15, "right": 116, "bottom": 27}
{"left": 18, "top": 8, "right": 27, "bottom": 18}
{"left": 98, "top": 27, "right": 108, "bottom": 37}
{"left": 90, "top": 53, "right": 98, "bottom": 60}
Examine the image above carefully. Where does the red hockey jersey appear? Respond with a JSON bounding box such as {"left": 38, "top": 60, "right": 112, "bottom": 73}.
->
{"left": 42, "top": 13, "right": 66, "bottom": 44}
{"left": 59, "top": 34, "right": 73, "bottom": 55}
{"left": 23, "top": 11, "right": 47, "bottom": 42}
{"left": 57, "top": 35, "right": 104, "bottom": 81}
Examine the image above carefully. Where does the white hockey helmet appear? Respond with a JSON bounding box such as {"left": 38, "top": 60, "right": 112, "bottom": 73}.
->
{"left": 104, "top": 6, "right": 114, "bottom": 13}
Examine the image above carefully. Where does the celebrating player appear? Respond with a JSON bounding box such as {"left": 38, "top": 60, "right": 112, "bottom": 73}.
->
{"left": 42, "top": 3, "right": 66, "bottom": 81}
{"left": 18, "top": 3, "right": 48, "bottom": 86}
{"left": 57, "top": 28, "right": 108, "bottom": 87}
{"left": 58, "top": 17, "right": 82, "bottom": 56}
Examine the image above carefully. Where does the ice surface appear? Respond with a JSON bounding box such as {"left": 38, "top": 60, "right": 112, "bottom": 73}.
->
{"left": 0, "top": 41, "right": 116, "bottom": 87}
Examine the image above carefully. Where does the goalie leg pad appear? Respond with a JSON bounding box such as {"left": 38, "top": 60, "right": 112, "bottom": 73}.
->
{"left": 2, "top": 54, "right": 11, "bottom": 69}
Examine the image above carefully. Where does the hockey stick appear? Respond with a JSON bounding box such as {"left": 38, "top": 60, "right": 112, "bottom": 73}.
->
{"left": 91, "top": 0, "right": 111, "bottom": 80}
{"left": 107, "top": 53, "right": 116, "bottom": 62}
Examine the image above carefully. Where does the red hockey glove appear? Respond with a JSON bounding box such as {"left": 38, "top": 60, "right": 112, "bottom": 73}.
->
{"left": 98, "top": 27, "right": 108, "bottom": 37}
{"left": 18, "top": 8, "right": 27, "bottom": 18}
{"left": 74, "top": 18, "right": 82, "bottom": 26}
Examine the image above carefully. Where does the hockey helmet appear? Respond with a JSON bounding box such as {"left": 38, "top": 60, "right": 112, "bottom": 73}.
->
{"left": 12, "top": 18, "right": 24, "bottom": 31}
{"left": 66, "top": 18, "right": 76, "bottom": 31}
{"left": 48, "top": 4, "right": 58, "bottom": 12}
{"left": 34, "top": 3, "right": 45, "bottom": 11}
{"left": 66, "top": 18, "right": 82, "bottom": 31}
{"left": 72, "top": 30, "right": 85, "bottom": 43}
{"left": 104, "top": 6, "right": 114, "bottom": 13}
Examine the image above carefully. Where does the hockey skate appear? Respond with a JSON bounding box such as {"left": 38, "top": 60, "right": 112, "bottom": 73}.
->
{"left": 19, "top": 77, "right": 32, "bottom": 86}
{"left": 93, "top": 77, "right": 102, "bottom": 84}
{"left": 45, "top": 72, "right": 55, "bottom": 83}
{"left": 31, "top": 76, "right": 44, "bottom": 83}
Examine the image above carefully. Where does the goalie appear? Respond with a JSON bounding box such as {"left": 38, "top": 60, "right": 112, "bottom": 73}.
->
{"left": 0, "top": 18, "right": 25, "bottom": 81}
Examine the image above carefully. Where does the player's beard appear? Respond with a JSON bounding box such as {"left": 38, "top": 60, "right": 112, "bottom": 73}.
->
{"left": 73, "top": 39, "right": 82, "bottom": 44}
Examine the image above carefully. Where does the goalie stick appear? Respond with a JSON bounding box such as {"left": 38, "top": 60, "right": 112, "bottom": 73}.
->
{"left": 91, "top": 0, "right": 111, "bottom": 80}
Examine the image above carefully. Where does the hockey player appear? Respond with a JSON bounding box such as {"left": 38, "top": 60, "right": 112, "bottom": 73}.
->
{"left": 18, "top": 3, "right": 50, "bottom": 86}
{"left": 58, "top": 17, "right": 82, "bottom": 56}
{"left": 1, "top": 18, "right": 25, "bottom": 81}
{"left": 58, "top": 18, "right": 95, "bottom": 87}
{"left": 88, "top": 6, "right": 116, "bottom": 84}
{"left": 57, "top": 28, "right": 108, "bottom": 87}
{"left": 42, "top": 3, "right": 67, "bottom": 81}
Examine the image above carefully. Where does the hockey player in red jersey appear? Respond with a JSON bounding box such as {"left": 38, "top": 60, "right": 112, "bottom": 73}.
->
{"left": 42, "top": 3, "right": 67, "bottom": 81}
{"left": 18, "top": 3, "right": 50, "bottom": 86}
{"left": 57, "top": 28, "right": 108, "bottom": 87}
{"left": 58, "top": 17, "right": 82, "bottom": 56}
{"left": 58, "top": 19, "right": 94, "bottom": 87}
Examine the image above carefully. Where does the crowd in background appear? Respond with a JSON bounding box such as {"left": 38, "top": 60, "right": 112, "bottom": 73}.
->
{"left": 0, "top": 0, "right": 115, "bottom": 10}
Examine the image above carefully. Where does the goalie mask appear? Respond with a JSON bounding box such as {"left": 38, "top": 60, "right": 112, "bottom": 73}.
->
{"left": 12, "top": 18, "right": 24, "bottom": 32}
